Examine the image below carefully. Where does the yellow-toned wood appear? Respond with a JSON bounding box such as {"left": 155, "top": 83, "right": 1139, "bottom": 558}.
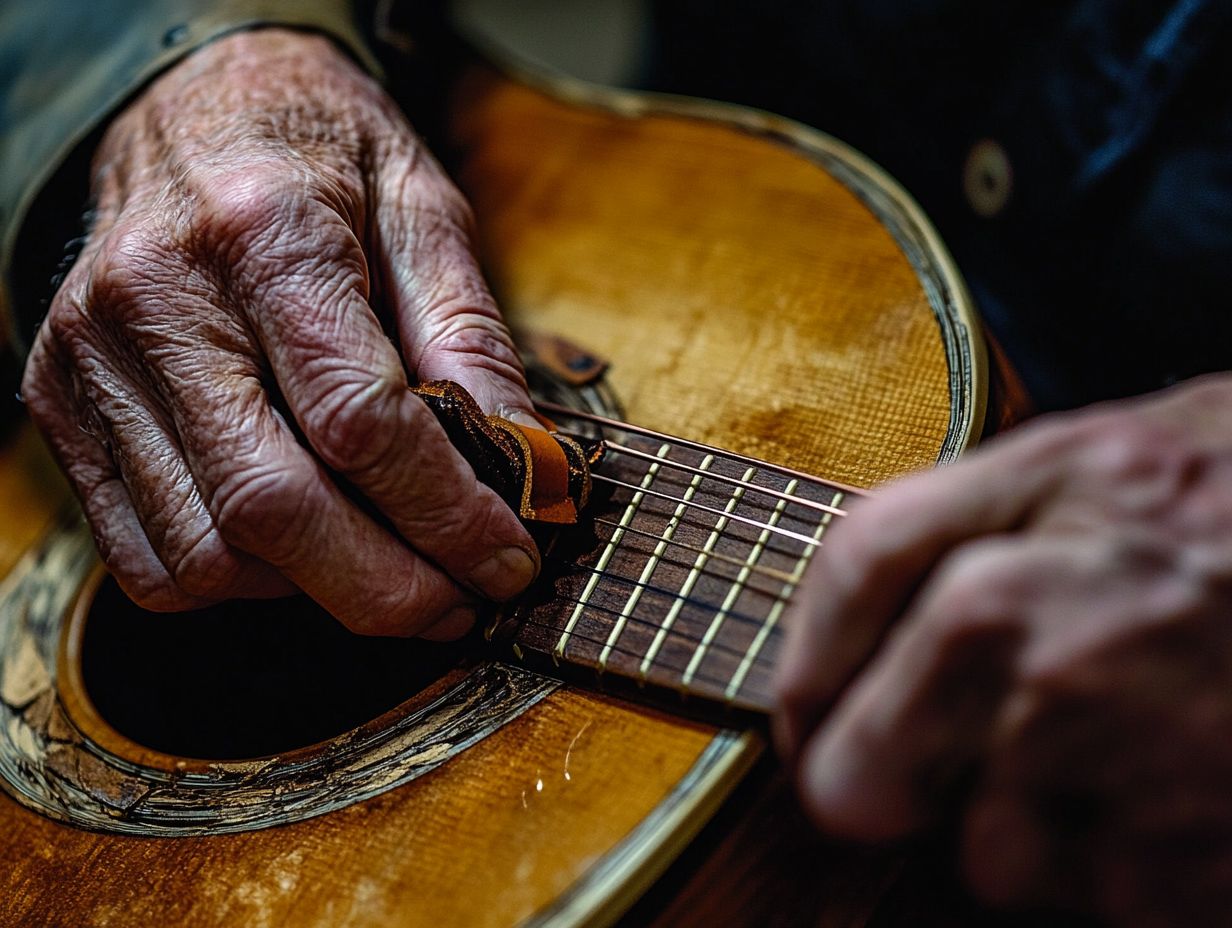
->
{"left": 1, "top": 690, "right": 716, "bottom": 928}
{"left": 0, "top": 63, "right": 987, "bottom": 928}
{"left": 451, "top": 71, "right": 956, "bottom": 487}
{"left": 0, "top": 424, "right": 69, "bottom": 576}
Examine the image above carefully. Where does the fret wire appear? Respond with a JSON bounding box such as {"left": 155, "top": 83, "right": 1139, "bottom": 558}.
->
{"left": 598, "top": 455, "right": 710, "bottom": 670}
{"left": 542, "top": 550, "right": 780, "bottom": 629}
{"left": 724, "top": 491, "right": 842, "bottom": 702}
{"left": 602, "top": 441, "right": 848, "bottom": 517}
{"left": 592, "top": 518, "right": 804, "bottom": 584}
{"left": 591, "top": 475, "right": 822, "bottom": 547}
{"left": 682, "top": 477, "right": 792, "bottom": 689}
{"left": 523, "top": 587, "right": 780, "bottom": 660}
{"left": 641, "top": 464, "right": 752, "bottom": 680}
{"left": 521, "top": 617, "right": 776, "bottom": 697}
{"left": 538, "top": 400, "right": 871, "bottom": 498}
{"left": 554, "top": 443, "right": 668, "bottom": 664}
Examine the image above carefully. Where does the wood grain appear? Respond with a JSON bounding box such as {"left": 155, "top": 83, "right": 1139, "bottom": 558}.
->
{"left": 450, "top": 69, "right": 957, "bottom": 488}
{"left": 1, "top": 688, "right": 718, "bottom": 928}
{"left": 0, "top": 61, "right": 983, "bottom": 928}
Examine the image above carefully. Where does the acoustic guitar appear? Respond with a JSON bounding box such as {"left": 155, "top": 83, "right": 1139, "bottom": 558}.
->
{"left": 0, "top": 40, "right": 1003, "bottom": 928}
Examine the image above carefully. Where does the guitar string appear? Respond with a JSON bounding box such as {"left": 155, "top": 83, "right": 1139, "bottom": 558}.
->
{"left": 522, "top": 589, "right": 782, "bottom": 658}
{"left": 539, "top": 399, "right": 871, "bottom": 498}
{"left": 590, "top": 475, "right": 823, "bottom": 547}
{"left": 593, "top": 498, "right": 825, "bottom": 564}
{"left": 591, "top": 518, "right": 800, "bottom": 585}
{"left": 522, "top": 408, "right": 848, "bottom": 706}
{"left": 523, "top": 499, "right": 813, "bottom": 694}
{"left": 544, "top": 485, "right": 825, "bottom": 629}
{"left": 586, "top": 524, "right": 800, "bottom": 606}
{"left": 593, "top": 493, "right": 823, "bottom": 563}
{"left": 601, "top": 440, "right": 848, "bottom": 517}
{"left": 518, "top": 616, "right": 777, "bottom": 704}
{"left": 541, "top": 553, "right": 789, "bottom": 630}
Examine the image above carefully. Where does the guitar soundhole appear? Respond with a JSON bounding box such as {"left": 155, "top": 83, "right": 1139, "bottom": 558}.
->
{"left": 80, "top": 576, "right": 467, "bottom": 760}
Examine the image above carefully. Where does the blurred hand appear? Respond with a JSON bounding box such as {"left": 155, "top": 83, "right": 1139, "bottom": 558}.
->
{"left": 22, "top": 29, "right": 539, "bottom": 638}
{"left": 775, "top": 374, "right": 1232, "bottom": 925}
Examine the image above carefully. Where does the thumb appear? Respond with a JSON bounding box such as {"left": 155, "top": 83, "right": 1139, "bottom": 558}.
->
{"left": 375, "top": 150, "right": 537, "bottom": 424}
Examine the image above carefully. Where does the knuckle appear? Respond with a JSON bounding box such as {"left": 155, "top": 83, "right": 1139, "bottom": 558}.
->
{"left": 106, "top": 560, "right": 197, "bottom": 613}
{"left": 419, "top": 494, "right": 495, "bottom": 558}
{"left": 87, "top": 222, "right": 177, "bottom": 318}
{"left": 19, "top": 342, "right": 63, "bottom": 421}
{"left": 302, "top": 374, "right": 402, "bottom": 474}
{"left": 925, "top": 544, "right": 1027, "bottom": 640}
{"left": 436, "top": 190, "right": 477, "bottom": 236}
{"left": 1171, "top": 372, "right": 1232, "bottom": 409}
{"left": 210, "top": 459, "right": 313, "bottom": 561}
{"left": 1082, "top": 415, "right": 1197, "bottom": 489}
{"left": 193, "top": 167, "right": 299, "bottom": 247}
{"left": 191, "top": 168, "right": 367, "bottom": 299}
{"left": 772, "top": 662, "right": 816, "bottom": 721}
{"left": 421, "top": 315, "right": 527, "bottom": 387}
{"left": 824, "top": 514, "right": 900, "bottom": 595}
{"left": 1012, "top": 410, "right": 1089, "bottom": 459}
{"left": 167, "top": 528, "right": 246, "bottom": 599}
{"left": 341, "top": 575, "right": 448, "bottom": 638}
{"left": 399, "top": 168, "right": 475, "bottom": 232}
{"left": 403, "top": 204, "right": 483, "bottom": 289}
{"left": 429, "top": 314, "right": 517, "bottom": 360}
{"left": 43, "top": 286, "right": 94, "bottom": 347}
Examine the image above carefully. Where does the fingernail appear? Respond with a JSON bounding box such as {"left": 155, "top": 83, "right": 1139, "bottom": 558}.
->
{"left": 499, "top": 406, "right": 547, "bottom": 432}
{"left": 468, "top": 546, "right": 538, "bottom": 600}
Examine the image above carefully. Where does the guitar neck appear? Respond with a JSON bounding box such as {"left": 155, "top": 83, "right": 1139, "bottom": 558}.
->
{"left": 493, "top": 406, "right": 860, "bottom": 718}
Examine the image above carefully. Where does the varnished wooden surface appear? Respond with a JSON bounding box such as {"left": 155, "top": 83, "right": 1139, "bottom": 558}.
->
{"left": 450, "top": 70, "right": 958, "bottom": 488}
{"left": 3, "top": 683, "right": 717, "bottom": 928}
{"left": 0, "top": 62, "right": 978, "bottom": 928}
{"left": 0, "top": 422, "right": 69, "bottom": 575}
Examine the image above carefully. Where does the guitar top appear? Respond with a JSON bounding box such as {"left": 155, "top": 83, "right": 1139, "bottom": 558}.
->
{"left": 0, "top": 52, "right": 990, "bottom": 928}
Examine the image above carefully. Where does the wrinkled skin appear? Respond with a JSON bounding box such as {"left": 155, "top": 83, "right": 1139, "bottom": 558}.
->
{"left": 775, "top": 375, "right": 1232, "bottom": 925}
{"left": 22, "top": 23, "right": 1232, "bottom": 925}
{"left": 21, "top": 29, "right": 540, "bottom": 638}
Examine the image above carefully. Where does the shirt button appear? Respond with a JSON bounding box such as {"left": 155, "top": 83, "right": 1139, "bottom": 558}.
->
{"left": 963, "top": 139, "right": 1013, "bottom": 218}
{"left": 162, "top": 24, "right": 189, "bottom": 48}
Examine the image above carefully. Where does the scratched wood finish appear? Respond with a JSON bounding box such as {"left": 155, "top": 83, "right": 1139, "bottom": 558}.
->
{"left": 0, "top": 62, "right": 978, "bottom": 928}
{"left": 1, "top": 681, "right": 716, "bottom": 928}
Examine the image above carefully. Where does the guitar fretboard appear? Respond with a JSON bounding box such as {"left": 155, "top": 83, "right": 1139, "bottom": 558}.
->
{"left": 496, "top": 406, "right": 858, "bottom": 717}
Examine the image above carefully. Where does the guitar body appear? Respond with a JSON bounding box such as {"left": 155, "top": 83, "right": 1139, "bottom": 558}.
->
{"left": 0, "top": 58, "right": 986, "bottom": 928}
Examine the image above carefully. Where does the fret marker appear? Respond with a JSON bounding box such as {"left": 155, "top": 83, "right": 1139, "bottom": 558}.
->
{"left": 553, "top": 444, "right": 670, "bottom": 664}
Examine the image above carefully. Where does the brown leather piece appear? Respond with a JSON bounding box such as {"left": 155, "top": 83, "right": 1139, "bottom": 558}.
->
{"left": 411, "top": 380, "right": 603, "bottom": 524}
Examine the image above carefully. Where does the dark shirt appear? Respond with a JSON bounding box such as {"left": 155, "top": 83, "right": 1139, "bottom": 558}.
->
{"left": 649, "top": 1, "right": 1232, "bottom": 410}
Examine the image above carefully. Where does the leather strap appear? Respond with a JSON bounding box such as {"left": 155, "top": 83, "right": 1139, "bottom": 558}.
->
{"left": 411, "top": 380, "right": 603, "bottom": 524}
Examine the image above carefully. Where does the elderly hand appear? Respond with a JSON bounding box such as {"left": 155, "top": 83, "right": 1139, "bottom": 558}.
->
{"left": 774, "top": 374, "right": 1232, "bottom": 924}
{"left": 21, "top": 29, "right": 539, "bottom": 638}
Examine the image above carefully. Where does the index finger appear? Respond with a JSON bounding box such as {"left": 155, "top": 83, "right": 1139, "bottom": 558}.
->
{"left": 772, "top": 418, "right": 1075, "bottom": 761}
{"left": 231, "top": 200, "right": 539, "bottom": 601}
